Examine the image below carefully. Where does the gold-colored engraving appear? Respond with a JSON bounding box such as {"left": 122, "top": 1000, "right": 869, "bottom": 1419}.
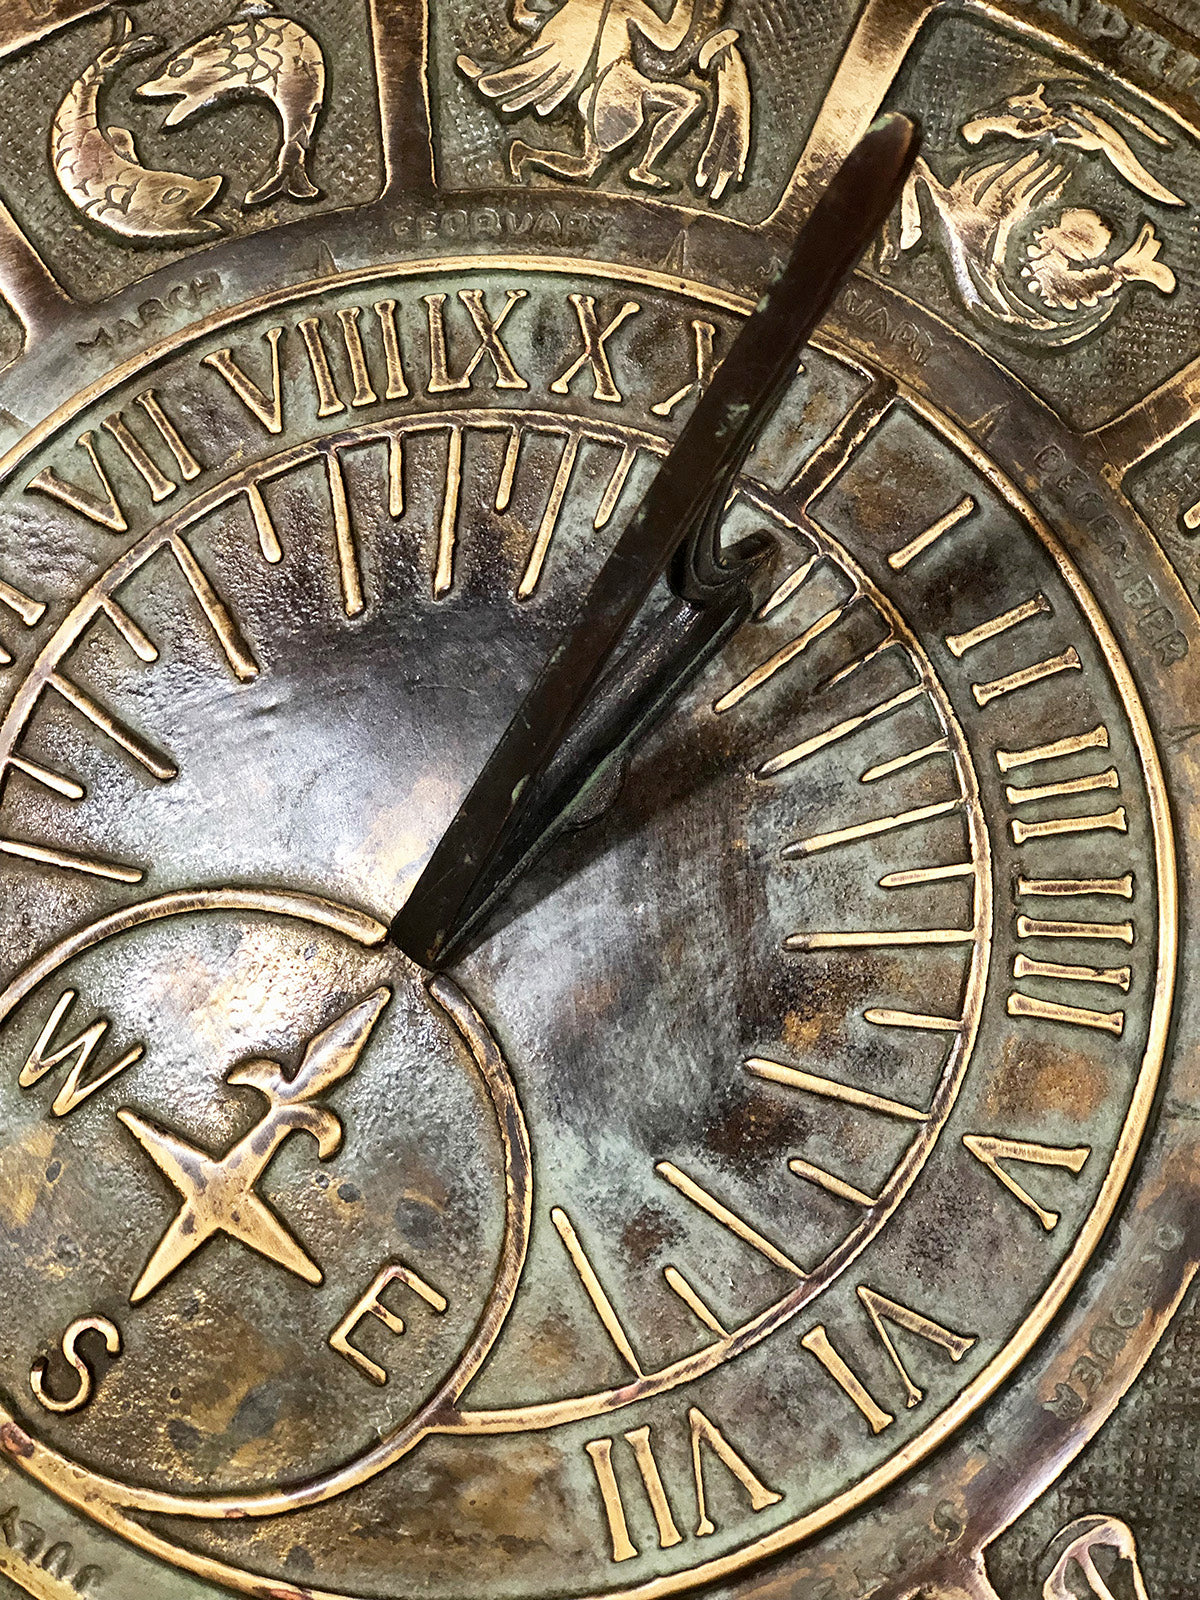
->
{"left": 0, "top": 1500, "right": 106, "bottom": 1600}
{"left": 203, "top": 327, "right": 286, "bottom": 435}
{"left": 782, "top": 797, "right": 962, "bottom": 861}
{"left": 971, "top": 647, "right": 1082, "bottom": 707}
{"left": 138, "top": 11, "right": 325, "bottom": 207}
{"left": 1011, "top": 808, "right": 1128, "bottom": 847}
{"left": 520, "top": 430, "right": 580, "bottom": 599}
{"left": 714, "top": 603, "right": 847, "bottom": 714}
{"left": 744, "top": 1058, "right": 928, "bottom": 1122}
{"left": 878, "top": 862, "right": 976, "bottom": 889}
{"left": 328, "top": 1261, "right": 449, "bottom": 1385}
{"left": 46, "top": 671, "right": 176, "bottom": 781}
{"left": 459, "top": 0, "right": 750, "bottom": 199}
{"left": 0, "top": 836, "right": 142, "bottom": 883}
{"left": 298, "top": 316, "right": 347, "bottom": 419}
{"left": 655, "top": 1161, "right": 808, "bottom": 1277}
{"left": 425, "top": 289, "right": 529, "bottom": 394}
{"left": 800, "top": 1325, "right": 894, "bottom": 1434}
{"left": 662, "top": 1266, "right": 728, "bottom": 1338}
{"left": 99, "top": 413, "right": 176, "bottom": 503}
{"left": 996, "top": 726, "right": 1111, "bottom": 772}
{"left": 337, "top": 309, "right": 379, "bottom": 409}
{"left": 785, "top": 380, "right": 896, "bottom": 501}
{"left": 495, "top": 427, "right": 520, "bottom": 513}
{"left": 887, "top": 494, "right": 975, "bottom": 570}
{"left": 29, "top": 1317, "right": 121, "bottom": 1415}
{"left": 27, "top": 394, "right": 201, "bottom": 531}
{"left": 27, "top": 432, "right": 129, "bottom": 532}
{"left": 688, "top": 1409, "right": 782, "bottom": 1534}
{"left": 168, "top": 534, "right": 259, "bottom": 680}
{"left": 945, "top": 594, "right": 1052, "bottom": 658}
{"left": 1013, "top": 955, "right": 1131, "bottom": 992}
{"left": 118, "top": 988, "right": 390, "bottom": 1302}
{"left": 1017, "top": 875, "right": 1134, "bottom": 898}
{"left": 551, "top": 295, "right": 640, "bottom": 403}
{"left": 651, "top": 320, "right": 715, "bottom": 417}
{"left": 586, "top": 1409, "right": 780, "bottom": 1563}
{"left": 134, "top": 390, "right": 201, "bottom": 482}
{"left": 1006, "top": 992, "right": 1125, "bottom": 1036}
{"left": 51, "top": 13, "right": 222, "bottom": 243}
{"left": 553, "top": 1205, "right": 646, "bottom": 1377}
{"left": 855, "top": 1287, "right": 976, "bottom": 1408}
{"left": 756, "top": 685, "right": 925, "bottom": 776}
{"left": 1043, "top": 1517, "right": 1149, "bottom": 1600}
{"left": 595, "top": 442, "right": 637, "bottom": 528}
{"left": 801, "top": 1289, "right": 975, "bottom": 1434}
{"left": 373, "top": 301, "right": 410, "bottom": 400}
{"left": 860, "top": 738, "right": 951, "bottom": 784}
{"left": 326, "top": 450, "right": 364, "bottom": 617}
{"left": 880, "top": 82, "right": 1184, "bottom": 345}
{"left": 962, "top": 1135, "right": 1091, "bottom": 1230}
{"left": 1015, "top": 917, "right": 1134, "bottom": 944}
{"left": 788, "top": 1159, "right": 877, "bottom": 1209}
{"left": 18, "top": 989, "right": 143, "bottom": 1117}
{"left": 3, "top": 755, "right": 82, "bottom": 801}
{"left": 1005, "top": 769, "right": 1120, "bottom": 807}
{"left": 786, "top": 927, "right": 978, "bottom": 950}
{"left": 862, "top": 1009, "right": 961, "bottom": 1032}
{"left": 435, "top": 423, "right": 463, "bottom": 598}
{"left": 244, "top": 479, "right": 283, "bottom": 563}
{"left": 0, "top": 578, "right": 46, "bottom": 667}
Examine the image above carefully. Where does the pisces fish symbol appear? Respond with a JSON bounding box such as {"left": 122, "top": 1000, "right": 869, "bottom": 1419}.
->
{"left": 51, "top": 10, "right": 223, "bottom": 243}
{"left": 117, "top": 988, "right": 390, "bottom": 1303}
{"left": 139, "top": 5, "right": 326, "bottom": 207}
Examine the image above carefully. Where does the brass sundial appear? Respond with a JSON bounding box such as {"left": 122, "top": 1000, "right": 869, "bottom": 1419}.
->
{"left": 0, "top": 4, "right": 1197, "bottom": 1600}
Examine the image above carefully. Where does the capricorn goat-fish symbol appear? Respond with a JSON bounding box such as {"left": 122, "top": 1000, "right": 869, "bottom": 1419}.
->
{"left": 118, "top": 988, "right": 389, "bottom": 1303}
{"left": 458, "top": 0, "right": 751, "bottom": 201}
{"left": 881, "top": 80, "right": 1186, "bottom": 346}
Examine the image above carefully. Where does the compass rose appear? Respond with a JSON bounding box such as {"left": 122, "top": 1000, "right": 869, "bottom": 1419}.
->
{"left": 118, "top": 987, "right": 390, "bottom": 1303}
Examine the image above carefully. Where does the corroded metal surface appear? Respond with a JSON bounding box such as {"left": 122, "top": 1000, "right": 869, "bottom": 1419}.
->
{"left": 0, "top": 5, "right": 1198, "bottom": 1600}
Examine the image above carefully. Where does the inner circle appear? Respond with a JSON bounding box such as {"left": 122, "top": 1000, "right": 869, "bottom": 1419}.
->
{"left": 0, "top": 892, "right": 531, "bottom": 1512}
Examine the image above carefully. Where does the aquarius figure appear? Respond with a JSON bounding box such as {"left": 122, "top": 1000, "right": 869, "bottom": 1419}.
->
{"left": 459, "top": 0, "right": 751, "bottom": 202}
{"left": 118, "top": 989, "right": 389, "bottom": 1302}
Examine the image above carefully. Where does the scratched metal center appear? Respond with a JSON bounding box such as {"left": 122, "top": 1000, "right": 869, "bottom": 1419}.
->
{"left": 0, "top": 5, "right": 1197, "bottom": 1600}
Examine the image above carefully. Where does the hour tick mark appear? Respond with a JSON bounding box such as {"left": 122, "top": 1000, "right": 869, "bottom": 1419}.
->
{"left": 781, "top": 796, "right": 961, "bottom": 858}
{"left": 519, "top": 430, "right": 580, "bottom": 600}
{"left": 434, "top": 424, "right": 463, "bottom": 599}
{"left": 595, "top": 444, "right": 638, "bottom": 530}
{"left": 552, "top": 1205, "right": 645, "bottom": 1377}
{"left": 656, "top": 1161, "right": 808, "bottom": 1278}
{"left": 244, "top": 480, "right": 283, "bottom": 563}
{"left": 757, "top": 684, "right": 923, "bottom": 778}
{"left": 662, "top": 1265, "right": 729, "bottom": 1339}
{"left": 48, "top": 672, "right": 177, "bottom": 783}
{"left": 714, "top": 600, "right": 850, "bottom": 714}
{"left": 887, "top": 495, "right": 975, "bottom": 571}
{"left": 787, "top": 1158, "right": 877, "bottom": 1208}
{"left": 0, "top": 836, "right": 142, "bottom": 883}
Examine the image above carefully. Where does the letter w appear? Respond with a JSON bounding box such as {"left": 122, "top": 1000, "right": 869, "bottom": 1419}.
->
{"left": 19, "top": 990, "right": 144, "bottom": 1116}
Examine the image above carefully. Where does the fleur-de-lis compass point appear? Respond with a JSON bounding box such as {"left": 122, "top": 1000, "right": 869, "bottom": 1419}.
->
{"left": 118, "top": 987, "right": 390, "bottom": 1304}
